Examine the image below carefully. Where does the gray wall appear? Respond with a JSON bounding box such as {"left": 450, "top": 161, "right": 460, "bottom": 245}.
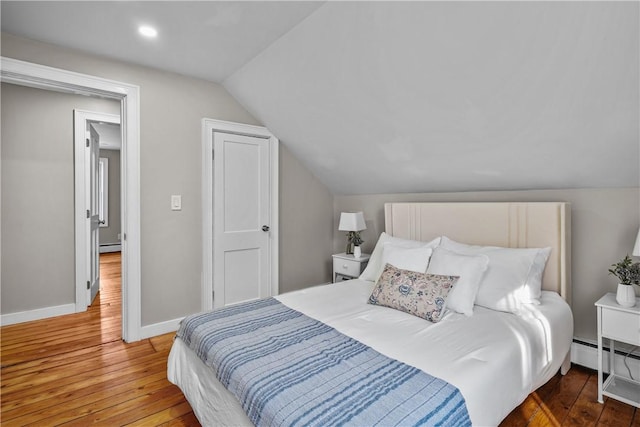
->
{"left": 334, "top": 188, "right": 640, "bottom": 343}
{"left": 98, "top": 148, "right": 121, "bottom": 246}
{"left": 280, "top": 145, "right": 334, "bottom": 292}
{"left": 1, "top": 83, "right": 120, "bottom": 313}
{"left": 1, "top": 33, "right": 333, "bottom": 325}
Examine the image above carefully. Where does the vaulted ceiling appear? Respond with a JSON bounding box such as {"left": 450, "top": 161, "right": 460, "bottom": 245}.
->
{"left": 3, "top": 1, "right": 638, "bottom": 194}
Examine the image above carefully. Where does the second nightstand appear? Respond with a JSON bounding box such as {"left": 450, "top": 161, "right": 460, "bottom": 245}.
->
{"left": 332, "top": 252, "right": 370, "bottom": 283}
{"left": 595, "top": 292, "right": 640, "bottom": 408}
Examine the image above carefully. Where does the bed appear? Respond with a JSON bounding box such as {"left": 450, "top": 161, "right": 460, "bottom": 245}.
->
{"left": 168, "top": 202, "right": 573, "bottom": 426}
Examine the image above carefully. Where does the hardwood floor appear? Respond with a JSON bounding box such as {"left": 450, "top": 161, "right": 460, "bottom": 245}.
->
{"left": 0, "top": 252, "right": 197, "bottom": 426}
{"left": 501, "top": 366, "right": 640, "bottom": 427}
{"left": 2, "top": 252, "right": 639, "bottom": 426}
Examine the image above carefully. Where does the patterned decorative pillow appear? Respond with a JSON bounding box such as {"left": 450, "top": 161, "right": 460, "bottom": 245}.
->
{"left": 368, "top": 264, "right": 459, "bottom": 323}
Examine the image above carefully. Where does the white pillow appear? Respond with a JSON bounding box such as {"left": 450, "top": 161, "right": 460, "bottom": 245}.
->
{"left": 359, "top": 232, "right": 441, "bottom": 282}
{"left": 381, "top": 243, "right": 433, "bottom": 274}
{"left": 440, "top": 236, "right": 551, "bottom": 313}
{"left": 426, "top": 247, "right": 489, "bottom": 316}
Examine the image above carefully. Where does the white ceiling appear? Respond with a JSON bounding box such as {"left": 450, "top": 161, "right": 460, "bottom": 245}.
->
{"left": 1, "top": 1, "right": 324, "bottom": 82}
{"left": 2, "top": 1, "right": 638, "bottom": 194}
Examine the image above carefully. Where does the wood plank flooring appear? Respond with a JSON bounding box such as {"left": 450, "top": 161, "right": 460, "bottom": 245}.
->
{"left": 0, "top": 252, "right": 197, "bottom": 426}
{"left": 2, "top": 251, "right": 639, "bottom": 426}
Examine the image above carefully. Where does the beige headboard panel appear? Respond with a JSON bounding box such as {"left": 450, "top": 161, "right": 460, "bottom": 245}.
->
{"left": 384, "top": 202, "right": 571, "bottom": 304}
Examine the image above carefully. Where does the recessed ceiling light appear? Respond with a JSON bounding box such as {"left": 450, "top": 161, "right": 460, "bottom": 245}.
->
{"left": 138, "top": 25, "right": 158, "bottom": 38}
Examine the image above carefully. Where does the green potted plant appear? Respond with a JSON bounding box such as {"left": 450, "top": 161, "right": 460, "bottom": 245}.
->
{"left": 609, "top": 255, "right": 640, "bottom": 307}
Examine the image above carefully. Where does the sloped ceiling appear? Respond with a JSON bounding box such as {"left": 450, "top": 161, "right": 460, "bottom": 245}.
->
{"left": 2, "top": 1, "right": 638, "bottom": 195}
{"left": 225, "top": 1, "right": 639, "bottom": 194}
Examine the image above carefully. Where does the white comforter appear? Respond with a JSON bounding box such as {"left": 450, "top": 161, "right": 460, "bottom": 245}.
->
{"left": 168, "top": 280, "right": 573, "bottom": 426}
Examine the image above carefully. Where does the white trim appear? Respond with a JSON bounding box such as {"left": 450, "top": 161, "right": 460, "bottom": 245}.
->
{"left": 201, "top": 118, "right": 279, "bottom": 312}
{"left": 1, "top": 304, "right": 76, "bottom": 326}
{"left": 270, "top": 135, "right": 279, "bottom": 299}
{"left": 201, "top": 120, "right": 213, "bottom": 310}
{"left": 100, "top": 244, "right": 122, "bottom": 253}
{"left": 1, "top": 57, "right": 142, "bottom": 342}
{"left": 572, "top": 339, "right": 640, "bottom": 376}
{"left": 139, "top": 317, "right": 184, "bottom": 340}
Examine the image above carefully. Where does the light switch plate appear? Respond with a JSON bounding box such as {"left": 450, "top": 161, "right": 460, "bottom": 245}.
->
{"left": 171, "top": 195, "right": 182, "bottom": 211}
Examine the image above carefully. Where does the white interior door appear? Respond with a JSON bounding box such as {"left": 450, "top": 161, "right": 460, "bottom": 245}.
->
{"left": 213, "top": 132, "right": 271, "bottom": 308}
{"left": 87, "top": 125, "right": 101, "bottom": 305}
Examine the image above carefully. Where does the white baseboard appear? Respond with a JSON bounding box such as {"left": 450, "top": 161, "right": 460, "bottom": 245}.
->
{"left": 1, "top": 304, "right": 182, "bottom": 339}
{"left": 139, "top": 316, "right": 184, "bottom": 340}
{"left": 1, "top": 303, "right": 76, "bottom": 326}
{"left": 99, "top": 244, "right": 121, "bottom": 253}
{"left": 572, "top": 339, "right": 640, "bottom": 377}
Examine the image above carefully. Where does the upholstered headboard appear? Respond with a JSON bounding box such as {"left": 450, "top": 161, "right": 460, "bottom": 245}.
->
{"left": 384, "top": 202, "right": 571, "bottom": 304}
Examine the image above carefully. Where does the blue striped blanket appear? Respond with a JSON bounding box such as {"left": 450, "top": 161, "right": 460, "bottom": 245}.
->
{"left": 177, "top": 298, "right": 471, "bottom": 427}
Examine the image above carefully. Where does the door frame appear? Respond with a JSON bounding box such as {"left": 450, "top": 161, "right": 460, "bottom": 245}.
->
{"left": 201, "top": 118, "right": 279, "bottom": 312}
{"left": 1, "top": 57, "right": 142, "bottom": 342}
{"left": 73, "top": 110, "right": 121, "bottom": 310}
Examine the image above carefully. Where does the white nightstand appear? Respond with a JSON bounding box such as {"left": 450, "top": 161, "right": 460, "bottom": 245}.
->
{"left": 595, "top": 292, "right": 640, "bottom": 408}
{"left": 332, "top": 252, "right": 370, "bottom": 283}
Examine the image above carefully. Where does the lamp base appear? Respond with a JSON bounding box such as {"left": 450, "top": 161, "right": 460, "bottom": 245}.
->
{"left": 345, "top": 242, "right": 354, "bottom": 255}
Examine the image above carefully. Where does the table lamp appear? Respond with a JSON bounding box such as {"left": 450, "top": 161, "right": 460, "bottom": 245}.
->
{"left": 338, "top": 212, "right": 366, "bottom": 257}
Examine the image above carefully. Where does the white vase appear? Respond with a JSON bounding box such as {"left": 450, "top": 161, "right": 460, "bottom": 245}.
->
{"left": 616, "top": 283, "right": 636, "bottom": 308}
{"left": 353, "top": 246, "right": 362, "bottom": 259}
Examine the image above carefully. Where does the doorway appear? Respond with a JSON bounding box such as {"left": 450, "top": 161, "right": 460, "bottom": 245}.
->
{"left": 1, "top": 57, "right": 142, "bottom": 342}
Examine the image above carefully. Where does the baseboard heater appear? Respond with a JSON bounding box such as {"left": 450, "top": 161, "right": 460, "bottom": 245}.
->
{"left": 572, "top": 338, "right": 640, "bottom": 375}
{"left": 573, "top": 338, "right": 640, "bottom": 361}
{"left": 99, "top": 244, "right": 121, "bottom": 253}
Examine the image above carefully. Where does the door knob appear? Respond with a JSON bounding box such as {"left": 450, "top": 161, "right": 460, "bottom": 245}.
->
{"left": 262, "top": 225, "right": 270, "bottom": 232}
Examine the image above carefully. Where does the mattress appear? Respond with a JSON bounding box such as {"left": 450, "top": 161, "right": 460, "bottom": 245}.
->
{"left": 168, "top": 279, "right": 573, "bottom": 426}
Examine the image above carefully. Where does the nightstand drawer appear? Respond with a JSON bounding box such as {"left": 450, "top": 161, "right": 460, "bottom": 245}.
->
{"left": 602, "top": 309, "right": 640, "bottom": 345}
{"left": 333, "top": 258, "right": 362, "bottom": 278}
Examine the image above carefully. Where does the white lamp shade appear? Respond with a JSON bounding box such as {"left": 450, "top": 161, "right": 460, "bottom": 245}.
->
{"left": 633, "top": 228, "right": 640, "bottom": 256}
{"left": 338, "top": 212, "right": 366, "bottom": 231}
